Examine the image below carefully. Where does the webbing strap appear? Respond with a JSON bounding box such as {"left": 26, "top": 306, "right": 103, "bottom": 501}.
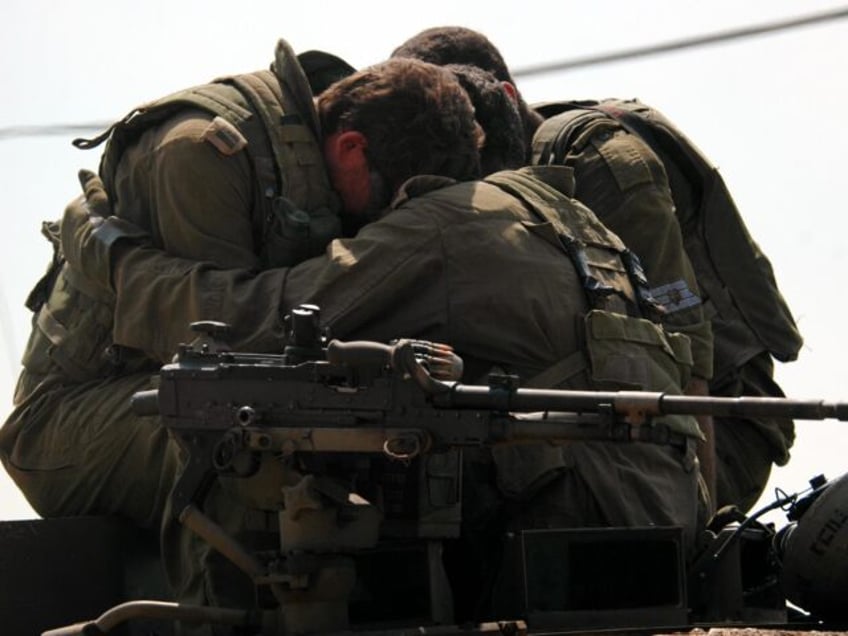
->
{"left": 35, "top": 306, "right": 92, "bottom": 382}
{"left": 532, "top": 106, "right": 607, "bottom": 166}
{"left": 524, "top": 350, "right": 588, "bottom": 389}
{"left": 485, "top": 170, "right": 635, "bottom": 313}
{"left": 229, "top": 73, "right": 289, "bottom": 200}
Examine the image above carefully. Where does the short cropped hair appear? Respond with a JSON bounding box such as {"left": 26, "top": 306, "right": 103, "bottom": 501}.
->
{"left": 392, "top": 27, "right": 515, "bottom": 84}
{"left": 317, "top": 57, "right": 483, "bottom": 195}
{"left": 446, "top": 64, "right": 525, "bottom": 174}
{"left": 392, "top": 26, "right": 543, "bottom": 153}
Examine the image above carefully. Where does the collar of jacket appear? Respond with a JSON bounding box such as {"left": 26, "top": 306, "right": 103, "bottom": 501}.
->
{"left": 512, "top": 165, "right": 577, "bottom": 197}
{"left": 387, "top": 174, "right": 459, "bottom": 211}
{"left": 384, "top": 164, "right": 577, "bottom": 215}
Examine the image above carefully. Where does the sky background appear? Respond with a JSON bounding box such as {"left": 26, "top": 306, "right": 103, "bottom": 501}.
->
{"left": 1, "top": 1, "right": 846, "bottom": 527}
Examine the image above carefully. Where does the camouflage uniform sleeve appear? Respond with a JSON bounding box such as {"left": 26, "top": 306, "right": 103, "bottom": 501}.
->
{"left": 565, "top": 122, "right": 714, "bottom": 379}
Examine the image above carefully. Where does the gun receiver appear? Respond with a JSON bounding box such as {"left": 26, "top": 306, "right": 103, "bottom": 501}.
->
{"left": 132, "top": 338, "right": 633, "bottom": 517}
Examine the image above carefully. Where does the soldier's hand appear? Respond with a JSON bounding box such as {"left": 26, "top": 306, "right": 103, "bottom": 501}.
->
{"left": 78, "top": 169, "right": 112, "bottom": 219}
{"left": 60, "top": 169, "right": 150, "bottom": 290}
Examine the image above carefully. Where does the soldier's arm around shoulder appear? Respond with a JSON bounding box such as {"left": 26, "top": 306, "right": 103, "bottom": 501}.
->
{"left": 62, "top": 170, "right": 292, "bottom": 361}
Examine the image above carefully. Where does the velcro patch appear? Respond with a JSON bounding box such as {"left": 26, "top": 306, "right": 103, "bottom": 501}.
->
{"left": 649, "top": 279, "right": 702, "bottom": 313}
{"left": 202, "top": 116, "right": 247, "bottom": 156}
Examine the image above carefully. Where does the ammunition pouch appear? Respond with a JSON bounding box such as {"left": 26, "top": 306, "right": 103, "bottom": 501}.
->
{"left": 491, "top": 308, "right": 698, "bottom": 500}
{"left": 584, "top": 309, "right": 693, "bottom": 393}
{"left": 583, "top": 310, "right": 699, "bottom": 440}
{"left": 20, "top": 210, "right": 149, "bottom": 384}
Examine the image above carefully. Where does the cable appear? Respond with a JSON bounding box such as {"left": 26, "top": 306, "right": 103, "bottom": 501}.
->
{"left": 1, "top": 6, "right": 847, "bottom": 140}
{"left": 0, "top": 123, "right": 111, "bottom": 141}
{"left": 511, "top": 5, "right": 848, "bottom": 78}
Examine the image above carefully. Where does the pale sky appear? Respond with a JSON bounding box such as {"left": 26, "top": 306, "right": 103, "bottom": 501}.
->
{"left": 1, "top": 0, "right": 847, "bottom": 525}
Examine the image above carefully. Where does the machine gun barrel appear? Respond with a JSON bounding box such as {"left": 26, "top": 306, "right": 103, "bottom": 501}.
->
{"left": 437, "top": 386, "right": 848, "bottom": 422}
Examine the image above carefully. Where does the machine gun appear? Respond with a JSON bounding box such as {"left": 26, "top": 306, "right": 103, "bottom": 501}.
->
{"left": 130, "top": 309, "right": 847, "bottom": 528}
{"left": 44, "top": 308, "right": 848, "bottom": 636}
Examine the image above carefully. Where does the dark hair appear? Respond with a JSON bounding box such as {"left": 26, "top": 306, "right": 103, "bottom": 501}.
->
{"left": 392, "top": 27, "right": 514, "bottom": 83}
{"left": 392, "top": 26, "right": 543, "bottom": 155}
{"left": 446, "top": 64, "right": 525, "bottom": 174}
{"left": 317, "top": 57, "right": 482, "bottom": 195}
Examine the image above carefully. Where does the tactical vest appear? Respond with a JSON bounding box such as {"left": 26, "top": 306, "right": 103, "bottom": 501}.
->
{"left": 531, "top": 99, "right": 803, "bottom": 382}
{"left": 75, "top": 40, "right": 340, "bottom": 268}
{"left": 19, "top": 40, "right": 341, "bottom": 386}
{"left": 485, "top": 168, "right": 700, "bottom": 441}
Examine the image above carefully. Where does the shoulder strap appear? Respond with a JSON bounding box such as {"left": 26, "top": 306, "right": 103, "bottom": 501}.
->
{"left": 594, "top": 99, "right": 709, "bottom": 205}
{"left": 489, "top": 169, "right": 698, "bottom": 425}
{"left": 531, "top": 101, "right": 608, "bottom": 166}
{"left": 484, "top": 167, "right": 662, "bottom": 320}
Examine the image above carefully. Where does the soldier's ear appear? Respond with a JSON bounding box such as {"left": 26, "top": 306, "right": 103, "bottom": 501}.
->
{"left": 501, "top": 81, "right": 518, "bottom": 104}
{"left": 324, "top": 130, "right": 368, "bottom": 170}
{"left": 335, "top": 131, "right": 368, "bottom": 163}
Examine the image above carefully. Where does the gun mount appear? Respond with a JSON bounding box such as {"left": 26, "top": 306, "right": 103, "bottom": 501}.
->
{"left": 36, "top": 312, "right": 848, "bottom": 636}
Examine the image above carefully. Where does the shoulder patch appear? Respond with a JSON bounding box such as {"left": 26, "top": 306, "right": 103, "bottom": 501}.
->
{"left": 649, "top": 279, "right": 702, "bottom": 313}
{"left": 202, "top": 115, "right": 248, "bottom": 156}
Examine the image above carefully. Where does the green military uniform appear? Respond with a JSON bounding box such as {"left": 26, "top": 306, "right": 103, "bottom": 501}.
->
{"left": 531, "top": 101, "right": 798, "bottom": 512}
{"left": 55, "top": 165, "right": 706, "bottom": 620}
{"left": 531, "top": 107, "right": 712, "bottom": 380}
{"left": 82, "top": 168, "right": 701, "bottom": 438}
{"left": 0, "top": 40, "right": 342, "bottom": 613}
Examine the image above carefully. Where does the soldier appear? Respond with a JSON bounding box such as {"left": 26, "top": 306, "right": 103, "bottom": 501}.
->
{"left": 53, "top": 56, "right": 706, "bottom": 623}
{"left": 392, "top": 25, "right": 802, "bottom": 514}
{"left": 1, "top": 55, "right": 488, "bottom": 623}
{"left": 0, "top": 47, "right": 461, "bottom": 613}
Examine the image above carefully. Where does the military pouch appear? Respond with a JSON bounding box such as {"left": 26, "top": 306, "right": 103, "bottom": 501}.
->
{"left": 261, "top": 197, "right": 342, "bottom": 267}
{"left": 584, "top": 309, "right": 692, "bottom": 391}
{"left": 583, "top": 309, "right": 700, "bottom": 439}
{"left": 20, "top": 262, "right": 119, "bottom": 383}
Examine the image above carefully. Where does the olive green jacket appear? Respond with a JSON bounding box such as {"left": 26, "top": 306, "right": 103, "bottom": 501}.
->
{"left": 533, "top": 113, "right": 713, "bottom": 380}
{"left": 102, "top": 169, "right": 692, "bottom": 404}
{"left": 96, "top": 165, "right": 703, "bottom": 515}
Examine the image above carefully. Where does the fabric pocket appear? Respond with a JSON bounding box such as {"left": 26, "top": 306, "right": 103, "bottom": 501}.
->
{"left": 584, "top": 309, "right": 692, "bottom": 391}
{"left": 584, "top": 309, "right": 701, "bottom": 440}
{"left": 21, "top": 263, "right": 117, "bottom": 382}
